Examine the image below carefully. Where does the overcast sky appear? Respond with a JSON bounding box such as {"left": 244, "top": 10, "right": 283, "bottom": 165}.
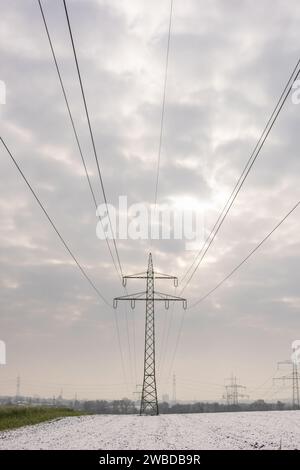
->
{"left": 0, "top": 0, "right": 300, "bottom": 402}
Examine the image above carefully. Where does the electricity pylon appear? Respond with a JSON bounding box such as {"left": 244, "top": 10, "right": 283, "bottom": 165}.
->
{"left": 133, "top": 384, "right": 142, "bottom": 407}
{"left": 15, "top": 374, "right": 20, "bottom": 402}
{"left": 114, "top": 253, "right": 187, "bottom": 415}
{"left": 172, "top": 373, "right": 176, "bottom": 404}
{"left": 223, "top": 375, "right": 248, "bottom": 406}
{"left": 273, "top": 360, "right": 300, "bottom": 409}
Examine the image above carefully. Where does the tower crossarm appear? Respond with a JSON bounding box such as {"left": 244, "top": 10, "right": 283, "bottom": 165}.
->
{"left": 152, "top": 291, "right": 187, "bottom": 309}
{"left": 277, "top": 360, "right": 292, "bottom": 369}
{"left": 114, "top": 291, "right": 187, "bottom": 309}
{"left": 273, "top": 374, "right": 294, "bottom": 382}
{"left": 122, "top": 271, "right": 178, "bottom": 287}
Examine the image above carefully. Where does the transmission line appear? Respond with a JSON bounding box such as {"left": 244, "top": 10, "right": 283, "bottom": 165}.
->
{"left": 59, "top": 0, "right": 135, "bottom": 382}
{"left": 158, "top": 57, "right": 300, "bottom": 379}
{"left": 1, "top": 137, "right": 130, "bottom": 390}
{"left": 189, "top": 200, "right": 300, "bottom": 308}
{"left": 152, "top": 0, "right": 174, "bottom": 376}
{"left": 157, "top": 298, "right": 176, "bottom": 377}
{"left": 165, "top": 199, "right": 300, "bottom": 380}
{"left": 38, "top": 0, "right": 121, "bottom": 281}
{"left": 180, "top": 57, "right": 300, "bottom": 294}
{"left": 1, "top": 137, "right": 110, "bottom": 307}
{"left": 62, "top": 0, "right": 123, "bottom": 279}
{"left": 154, "top": 0, "right": 173, "bottom": 206}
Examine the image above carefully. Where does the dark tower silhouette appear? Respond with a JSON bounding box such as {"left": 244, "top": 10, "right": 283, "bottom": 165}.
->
{"left": 114, "top": 253, "right": 186, "bottom": 415}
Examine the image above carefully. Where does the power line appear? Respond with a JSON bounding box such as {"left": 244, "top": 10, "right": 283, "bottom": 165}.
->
{"left": 124, "top": 302, "right": 134, "bottom": 386}
{"left": 180, "top": 57, "right": 300, "bottom": 294}
{"left": 130, "top": 305, "right": 138, "bottom": 387}
{"left": 57, "top": 0, "right": 133, "bottom": 384}
{"left": 163, "top": 57, "right": 300, "bottom": 380}
{"left": 166, "top": 199, "right": 300, "bottom": 380}
{"left": 112, "top": 308, "right": 129, "bottom": 395}
{"left": 190, "top": 200, "right": 300, "bottom": 308}
{"left": 154, "top": 0, "right": 173, "bottom": 206}
{"left": 1, "top": 136, "right": 132, "bottom": 392}
{"left": 62, "top": 0, "right": 123, "bottom": 279}
{"left": 149, "top": 0, "right": 173, "bottom": 263}
{"left": 152, "top": 0, "right": 174, "bottom": 374}
{"left": 20, "top": 379, "right": 134, "bottom": 388}
{"left": 157, "top": 297, "right": 176, "bottom": 378}
{"left": 247, "top": 369, "right": 278, "bottom": 395}
{"left": 264, "top": 383, "right": 288, "bottom": 401}
{"left": 161, "top": 57, "right": 300, "bottom": 382}
{"left": 176, "top": 378, "right": 224, "bottom": 388}
{"left": 1, "top": 136, "right": 110, "bottom": 307}
{"left": 38, "top": 0, "right": 121, "bottom": 282}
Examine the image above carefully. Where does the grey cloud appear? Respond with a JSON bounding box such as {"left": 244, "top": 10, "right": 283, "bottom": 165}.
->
{"left": 0, "top": 0, "right": 299, "bottom": 401}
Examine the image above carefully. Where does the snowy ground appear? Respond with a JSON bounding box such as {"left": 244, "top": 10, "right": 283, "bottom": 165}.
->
{"left": 0, "top": 411, "right": 299, "bottom": 450}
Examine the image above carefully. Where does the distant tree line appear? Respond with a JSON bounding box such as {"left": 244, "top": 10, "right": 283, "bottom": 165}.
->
{"left": 0, "top": 396, "right": 293, "bottom": 414}
{"left": 80, "top": 399, "right": 137, "bottom": 414}
{"left": 158, "top": 399, "right": 287, "bottom": 414}
{"left": 75, "top": 398, "right": 289, "bottom": 414}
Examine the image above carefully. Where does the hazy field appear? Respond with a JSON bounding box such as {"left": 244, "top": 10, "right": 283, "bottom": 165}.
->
{"left": 0, "top": 410, "right": 299, "bottom": 450}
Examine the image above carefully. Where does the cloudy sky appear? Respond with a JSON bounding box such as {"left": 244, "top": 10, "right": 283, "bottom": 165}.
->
{"left": 0, "top": 0, "right": 299, "bottom": 402}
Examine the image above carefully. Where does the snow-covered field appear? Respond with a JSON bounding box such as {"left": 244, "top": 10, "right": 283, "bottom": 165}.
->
{"left": 0, "top": 411, "right": 299, "bottom": 450}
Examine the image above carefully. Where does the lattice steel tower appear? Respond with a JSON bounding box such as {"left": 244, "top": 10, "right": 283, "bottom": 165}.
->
{"left": 114, "top": 253, "right": 187, "bottom": 415}
{"left": 274, "top": 359, "right": 300, "bottom": 409}
{"left": 172, "top": 373, "right": 176, "bottom": 404}
{"left": 223, "top": 375, "right": 248, "bottom": 406}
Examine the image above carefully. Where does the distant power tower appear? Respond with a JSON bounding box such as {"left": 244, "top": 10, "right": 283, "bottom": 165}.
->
{"left": 16, "top": 374, "right": 20, "bottom": 402}
{"left": 223, "top": 375, "right": 248, "bottom": 405}
{"left": 273, "top": 359, "right": 300, "bottom": 409}
{"left": 114, "top": 253, "right": 187, "bottom": 415}
{"left": 133, "top": 384, "right": 142, "bottom": 406}
{"left": 172, "top": 373, "right": 176, "bottom": 404}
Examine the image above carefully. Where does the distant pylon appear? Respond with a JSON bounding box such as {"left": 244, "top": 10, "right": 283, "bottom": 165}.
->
{"left": 274, "top": 359, "right": 300, "bottom": 409}
{"left": 293, "top": 362, "right": 299, "bottom": 408}
{"left": 114, "top": 253, "right": 187, "bottom": 415}
{"left": 172, "top": 373, "right": 176, "bottom": 404}
{"left": 133, "top": 384, "right": 142, "bottom": 406}
{"left": 223, "top": 374, "right": 248, "bottom": 405}
{"left": 16, "top": 374, "right": 20, "bottom": 401}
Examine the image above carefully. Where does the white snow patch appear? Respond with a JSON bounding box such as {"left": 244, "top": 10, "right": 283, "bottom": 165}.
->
{"left": 0, "top": 411, "right": 299, "bottom": 450}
